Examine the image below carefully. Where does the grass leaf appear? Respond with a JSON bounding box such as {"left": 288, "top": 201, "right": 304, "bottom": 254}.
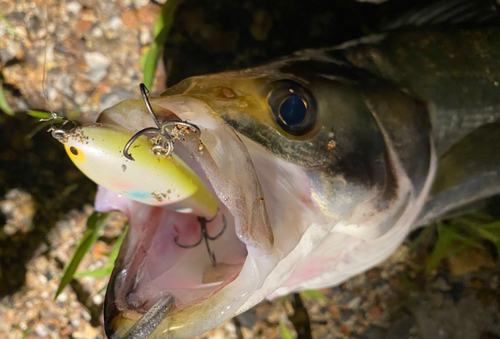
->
{"left": 26, "top": 110, "right": 53, "bottom": 119}
{"left": 0, "top": 84, "right": 15, "bottom": 116}
{"left": 142, "top": 0, "right": 180, "bottom": 89}
{"left": 0, "top": 13, "right": 21, "bottom": 38}
{"left": 55, "top": 212, "right": 110, "bottom": 298}
{"left": 279, "top": 320, "right": 294, "bottom": 339}
{"left": 425, "top": 223, "right": 458, "bottom": 274}
{"left": 300, "top": 289, "right": 326, "bottom": 301}
{"left": 74, "top": 268, "right": 111, "bottom": 279}
{"left": 74, "top": 223, "right": 128, "bottom": 279}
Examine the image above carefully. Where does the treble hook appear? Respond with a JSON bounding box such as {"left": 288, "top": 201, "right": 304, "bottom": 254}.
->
{"left": 122, "top": 83, "right": 201, "bottom": 161}
{"left": 174, "top": 214, "right": 227, "bottom": 267}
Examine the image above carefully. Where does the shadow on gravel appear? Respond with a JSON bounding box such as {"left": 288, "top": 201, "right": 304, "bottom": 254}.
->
{"left": 0, "top": 114, "right": 95, "bottom": 296}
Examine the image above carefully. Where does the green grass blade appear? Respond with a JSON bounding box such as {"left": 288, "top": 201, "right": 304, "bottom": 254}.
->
{"left": 74, "top": 223, "right": 128, "bottom": 279}
{"left": 142, "top": 0, "right": 180, "bottom": 88}
{"left": 105, "top": 223, "right": 128, "bottom": 264}
{"left": 300, "top": 289, "right": 326, "bottom": 301}
{"left": 26, "top": 110, "right": 53, "bottom": 119}
{"left": 55, "top": 212, "right": 110, "bottom": 298}
{"left": 448, "top": 231, "right": 485, "bottom": 250}
{"left": 74, "top": 268, "right": 111, "bottom": 279}
{"left": 0, "top": 13, "right": 21, "bottom": 38}
{"left": 472, "top": 227, "right": 500, "bottom": 243}
{"left": 481, "top": 220, "right": 500, "bottom": 232}
{"left": 0, "top": 84, "right": 14, "bottom": 116}
{"left": 279, "top": 320, "right": 294, "bottom": 339}
{"left": 425, "top": 224, "right": 457, "bottom": 274}
{"left": 142, "top": 44, "right": 161, "bottom": 89}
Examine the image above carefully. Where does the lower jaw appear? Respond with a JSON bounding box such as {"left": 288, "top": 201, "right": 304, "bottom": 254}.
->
{"left": 104, "top": 191, "right": 248, "bottom": 311}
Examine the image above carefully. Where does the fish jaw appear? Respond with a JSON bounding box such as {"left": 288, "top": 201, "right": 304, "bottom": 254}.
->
{"left": 99, "top": 95, "right": 326, "bottom": 338}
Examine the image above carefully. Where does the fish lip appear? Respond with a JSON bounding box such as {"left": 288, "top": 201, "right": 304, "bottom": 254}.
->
{"left": 103, "top": 268, "right": 124, "bottom": 338}
{"left": 102, "top": 95, "right": 274, "bottom": 337}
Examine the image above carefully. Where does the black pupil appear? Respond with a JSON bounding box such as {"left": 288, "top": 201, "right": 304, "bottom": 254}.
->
{"left": 279, "top": 95, "right": 307, "bottom": 126}
{"left": 70, "top": 146, "right": 78, "bottom": 156}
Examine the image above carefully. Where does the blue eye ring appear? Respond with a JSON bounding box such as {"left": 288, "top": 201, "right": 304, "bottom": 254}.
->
{"left": 267, "top": 80, "right": 317, "bottom": 135}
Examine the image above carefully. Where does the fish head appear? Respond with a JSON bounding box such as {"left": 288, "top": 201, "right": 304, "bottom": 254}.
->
{"left": 63, "top": 52, "right": 433, "bottom": 337}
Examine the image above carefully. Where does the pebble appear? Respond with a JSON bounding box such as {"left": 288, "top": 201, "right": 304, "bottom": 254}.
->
{"left": 0, "top": 189, "right": 35, "bottom": 235}
{"left": 121, "top": 10, "right": 139, "bottom": 29}
{"left": 66, "top": 1, "right": 82, "bottom": 15}
{"left": 99, "top": 92, "right": 122, "bottom": 111}
{"left": 84, "top": 51, "right": 111, "bottom": 84}
{"left": 346, "top": 296, "right": 361, "bottom": 309}
{"left": 108, "top": 16, "right": 123, "bottom": 30}
{"left": 55, "top": 73, "right": 75, "bottom": 96}
{"left": 133, "top": 0, "right": 150, "bottom": 8}
{"left": 56, "top": 292, "right": 68, "bottom": 303}
{"left": 35, "top": 323, "right": 49, "bottom": 337}
{"left": 92, "top": 294, "right": 103, "bottom": 305}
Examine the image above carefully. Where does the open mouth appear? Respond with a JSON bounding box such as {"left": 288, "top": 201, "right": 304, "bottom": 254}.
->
{"left": 102, "top": 141, "right": 248, "bottom": 313}
{"left": 98, "top": 96, "right": 275, "bottom": 336}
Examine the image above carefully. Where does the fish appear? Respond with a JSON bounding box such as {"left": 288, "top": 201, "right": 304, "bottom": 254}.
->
{"left": 54, "top": 2, "right": 500, "bottom": 338}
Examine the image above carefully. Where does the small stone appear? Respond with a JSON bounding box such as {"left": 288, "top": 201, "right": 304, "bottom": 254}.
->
{"left": 121, "top": 10, "right": 139, "bottom": 29}
{"left": 56, "top": 292, "right": 68, "bottom": 303}
{"left": 74, "top": 19, "right": 94, "bottom": 35}
{"left": 133, "top": 0, "right": 150, "bottom": 8}
{"left": 66, "top": 1, "right": 82, "bottom": 15}
{"left": 0, "top": 189, "right": 35, "bottom": 235}
{"left": 329, "top": 305, "right": 341, "bottom": 319}
{"left": 369, "top": 305, "right": 382, "bottom": 318}
{"left": 92, "top": 294, "right": 103, "bottom": 305}
{"left": 346, "top": 296, "right": 361, "bottom": 309}
{"left": 99, "top": 92, "right": 121, "bottom": 111}
{"left": 139, "top": 26, "right": 152, "bottom": 45}
{"left": 91, "top": 26, "right": 103, "bottom": 38}
{"left": 432, "top": 277, "right": 451, "bottom": 291}
{"left": 108, "top": 16, "right": 123, "bottom": 30}
{"left": 55, "top": 73, "right": 75, "bottom": 96}
{"left": 137, "top": 4, "right": 159, "bottom": 25}
{"left": 35, "top": 324, "right": 49, "bottom": 337}
{"left": 84, "top": 52, "right": 110, "bottom": 84}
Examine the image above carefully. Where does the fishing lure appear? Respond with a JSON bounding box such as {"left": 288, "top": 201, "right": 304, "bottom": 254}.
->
{"left": 46, "top": 84, "right": 226, "bottom": 267}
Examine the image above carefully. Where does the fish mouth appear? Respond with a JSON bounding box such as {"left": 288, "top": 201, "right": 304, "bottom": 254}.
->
{"left": 100, "top": 96, "right": 277, "bottom": 338}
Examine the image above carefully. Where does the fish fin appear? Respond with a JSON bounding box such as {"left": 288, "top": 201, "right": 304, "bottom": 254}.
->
{"left": 417, "top": 122, "right": 500, "bottom": 226}
{"left": 382, "top": 0, "right": 499, "bottom": 30}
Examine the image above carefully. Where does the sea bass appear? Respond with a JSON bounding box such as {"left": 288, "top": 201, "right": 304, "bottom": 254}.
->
{"left": 57, "top": 23, "right": 500, "bottom": 337}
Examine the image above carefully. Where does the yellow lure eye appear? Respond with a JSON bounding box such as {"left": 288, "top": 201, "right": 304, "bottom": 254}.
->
{"left": 65, "top": 145, "right": 86, "bottom": 163}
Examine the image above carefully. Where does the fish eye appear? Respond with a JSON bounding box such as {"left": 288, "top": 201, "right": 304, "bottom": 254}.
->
{"left": 267, "top": 80, "right": 316, "bottom": 135}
